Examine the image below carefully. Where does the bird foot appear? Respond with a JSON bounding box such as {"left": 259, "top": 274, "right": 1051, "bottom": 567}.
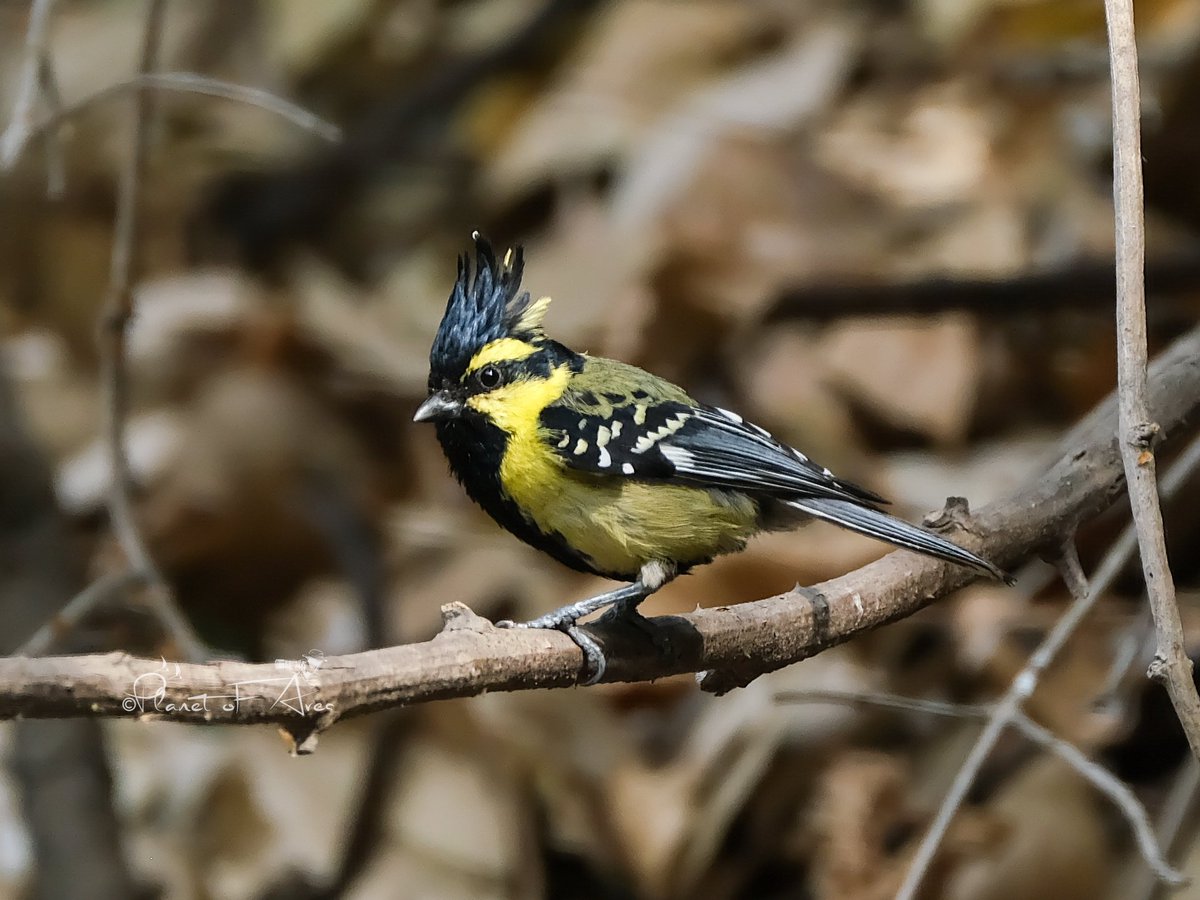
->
{"left": 597, "top": 600, "right": 673, "bottom": 658}
{"left": 496, "top": 615, "right": 608, "bottom": 684}
{"left": 496, "top": 582, "right": 652, "bottom": 685}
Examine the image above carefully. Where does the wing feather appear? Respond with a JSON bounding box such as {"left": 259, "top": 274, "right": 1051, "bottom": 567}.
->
{"left": 542, "top": 395, "right": 884, "bottom": 507}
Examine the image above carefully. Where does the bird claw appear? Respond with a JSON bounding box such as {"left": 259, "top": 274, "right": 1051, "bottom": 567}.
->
{"left": 598, "top": 602, "right": 671, "bottom": 654}
{"left": 496, "top": 615, "right": 607, "bottom": 683}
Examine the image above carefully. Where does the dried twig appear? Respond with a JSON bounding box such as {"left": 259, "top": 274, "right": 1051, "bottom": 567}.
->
{"left": 17, "top": 570, "right": 146, "bottom": 658}
{"left": 98, "top": 0, "right": 208, "bottom": 663}
{"left": 1105, "top": 0, "right": 1200, "bottom": 757}
{"left": 1133, "top": 758, "right": 1200, "bottom": 900}
{"left": 21, "top": 72, "right": 342, "bottom": 151}
{"left": 895, "top": 433, "right": 1200, "bottom": 900}
{"left": 0, "top": 0, "right": 57, "bottom": 168}
{"left": 0, "top": 329, "right": 1198, "bottom": 737}
{"left": 774, "top": 689, "right": 1184, "bottom": 885}
{"left": 35, "top": 51, "right": 66, "bottom": 197}
{"left": 1012, "top": 714, "right": 1185, "bottom": 887}
{"left": 766, "top": 252, "right": 1200, "bottom": 322}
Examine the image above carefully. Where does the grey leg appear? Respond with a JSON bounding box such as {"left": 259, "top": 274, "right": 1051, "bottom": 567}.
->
{"left": 498, "top": 581, "right": 651, "bottom": 683}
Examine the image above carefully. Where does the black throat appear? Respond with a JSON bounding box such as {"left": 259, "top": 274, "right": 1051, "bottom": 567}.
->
{"left": 430, "top": 341, "right": 601, "bottom": 577}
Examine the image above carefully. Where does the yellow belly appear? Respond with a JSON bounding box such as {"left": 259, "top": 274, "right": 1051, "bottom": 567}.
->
{"left": 499, "top": 424, "right": 759, "bottom": 576}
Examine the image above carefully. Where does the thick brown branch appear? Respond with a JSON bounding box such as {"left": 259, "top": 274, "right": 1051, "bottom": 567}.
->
{"left": 0, "top": 326, "right": 1197, "bottom": 736}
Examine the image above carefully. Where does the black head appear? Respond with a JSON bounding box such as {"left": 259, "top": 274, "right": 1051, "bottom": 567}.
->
{"left": 427, "top": 232, "right": 549, "bottom": 389}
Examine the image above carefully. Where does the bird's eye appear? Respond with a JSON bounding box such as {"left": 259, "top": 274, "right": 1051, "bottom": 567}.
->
{"left": 476, "top": 364, "right": 503, "bottom": 390}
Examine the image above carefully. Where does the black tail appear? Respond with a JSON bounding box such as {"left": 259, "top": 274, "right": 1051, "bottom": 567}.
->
{"left": 788, "top": 498, "right": 1013, "bottom": 584}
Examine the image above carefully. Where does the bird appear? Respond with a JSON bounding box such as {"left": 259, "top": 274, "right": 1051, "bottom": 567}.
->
{"left": 414, "top": 234, "right": 1010, "bottom": 682}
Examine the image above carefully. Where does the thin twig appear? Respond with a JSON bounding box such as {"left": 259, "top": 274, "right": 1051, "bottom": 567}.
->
{"left": 99, "top": 0, "right": 207, "bottom": 663}
{"left": 775, "top": 689, "right": 988, "bottom": 719}
{"left": 1134, "top": 758, "right": 1200, "bottom": 900}
{"left": 35, "top": 45, "right": 66, "bottom": 197}
{"left": 0, "top": 0, "right": 57, "bottom": 168}
{"left": 19, "top": 72, "right": 343, "bottom": 153}
{"left": 1106, "top": 0, "right": 1200, "bottom": 758}
{"left": 896, "top": 432, "right": 1200, "bottom": 900}
{"left": 1012, "top": 714, "right": 1186, "bottom": 887}
{"left": 775, "top": 689, "right": 1185, "bottom": 885}
{"left": 17, "top": 570, "right": 146, "bottom": 658}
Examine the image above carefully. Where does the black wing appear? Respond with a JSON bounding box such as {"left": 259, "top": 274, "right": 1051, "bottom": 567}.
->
{"left": 540, "top": 394, "right": 1011, "bottom": 582}
{"left": 541, "top": 398, "right": 885, "bottom": 507}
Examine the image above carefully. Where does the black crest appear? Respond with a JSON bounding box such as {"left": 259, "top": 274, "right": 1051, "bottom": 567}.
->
{"left": 429, "top": 233, "right": 550, "bottom": 384}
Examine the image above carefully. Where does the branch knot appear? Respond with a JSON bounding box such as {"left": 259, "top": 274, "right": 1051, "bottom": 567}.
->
{"left": 1129, "top": 420, "right": 1161, "bottom": 450}
{"left": 923, "top": 496, "right": 974, "bottom": 533}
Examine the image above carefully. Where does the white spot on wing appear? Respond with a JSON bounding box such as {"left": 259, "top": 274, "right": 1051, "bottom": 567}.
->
{"left": 611, "top": 420, "right": 623, "bottom": 438}
{"left": 557, "top": 433, "right": 570, "bottom": 448}
{"left": 596, "top": 426, "right": 611, "bottom": 447}
{"left": 633, "top": 404, "right": 648, "bottom": 425}
{"left": 621, "top": 462, "right": 635, "bottom": 475}
{"left": 573, "top": 439, "right": 588, "bottom": 455}
{"left": 632, "top": 412, "right": 690, "bottom": 453}
{"left": 597, "top": 446, "right": 611, "bottom": 467}
{"left": 661, "top": 446, "right": 694, "bottom": 467}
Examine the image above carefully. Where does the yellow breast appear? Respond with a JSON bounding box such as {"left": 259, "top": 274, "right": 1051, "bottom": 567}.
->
{"left": 468, "top": 365, "right": 759, "bottom": 577}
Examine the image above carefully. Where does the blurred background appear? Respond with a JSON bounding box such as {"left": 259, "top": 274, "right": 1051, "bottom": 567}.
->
{"left": 2, "top": 0, "right": 1200, "bottom": 898}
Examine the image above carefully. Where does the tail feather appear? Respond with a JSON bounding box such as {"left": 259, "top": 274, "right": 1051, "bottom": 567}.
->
{"left": 788, "top": 498, "right": 1012, "bottom": 584}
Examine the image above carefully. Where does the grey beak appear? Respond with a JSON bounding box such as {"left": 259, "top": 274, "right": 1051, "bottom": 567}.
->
{"left": 413, "top": 391, "right": 463, "bottom": 423}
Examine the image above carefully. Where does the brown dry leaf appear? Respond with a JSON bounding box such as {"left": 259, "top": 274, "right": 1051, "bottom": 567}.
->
{"left": 821, "top": 314, "right": 983, "bottom": 446}
{"left": 611, "top": 18, "right": 860, "bottom": 232}
{"left": 653, "top": 140, "right": 846, "bottom": 327}
{"left": 123, "top": 367, "right": 385, "bottom": 653}
{"left": 484, "top": 0, "right": 773, "bottom": 201}
{"left": 610, "top": 649, "right": 880, "bottom": 898}
{"left": 389, "top": 541, "right": 565, "bottom": 643}
{"left": 263, "top": 0, "right": 380, "bottom": 73}
{"left": 375, "top": 736, "right": 525, "bottom": 893}
{"left": 810, "top": 751, "right": 916, "bottom": 900}
{"left": 470, "top": 688, "right": 637, "bottom": 880}
{"left": 264, "top": 577, "right": 370, "bottom": 660}
{"left": 897, "top": 198, "right": 1028, "bottom": 279}
{"left": 950, "top": 581, "right": 1036, "bottom": 676}
{"left": 943, "top": 756, "right": 1116, "bottom": 900}
{"left": 881, "top": 434, "right": 1055, "bottom": 513}
{"left": 969, "top": 0, "right": 1197, "bottom": 51}
{"left": 3, "top": 328, "right": 99, "bottom": 458}
{"left": 732, "top": 325, "right": 866, "bottom": 474}
{"left": 814, "top": 81, "right": 995, "bottom": 211}
{"left": 55, "top": 409, "right": 186, "bottom": 516}
{"left": 108, "top": 720, "right": 371, "bottom": 897}
{"left": 986, "top": 602, "right": 1139, "bottom": 749}
{"left": 516, "top": 195, "right": 650, "bottom": 356}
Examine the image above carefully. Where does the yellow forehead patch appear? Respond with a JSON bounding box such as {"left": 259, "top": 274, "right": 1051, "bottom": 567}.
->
{"left": 466, "top": 337, "right": 538, "bottom": 376}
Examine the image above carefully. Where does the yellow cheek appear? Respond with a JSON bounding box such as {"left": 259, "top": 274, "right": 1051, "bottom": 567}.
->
{"left": 467, "top": 365, "right": 570, "bottom": 434}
